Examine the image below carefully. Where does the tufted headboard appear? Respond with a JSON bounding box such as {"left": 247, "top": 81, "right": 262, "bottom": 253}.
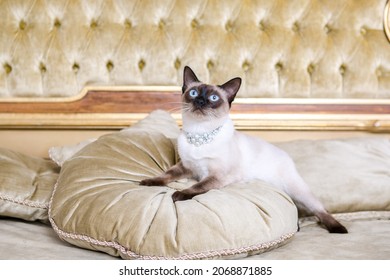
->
{"left": 1, "top": 0, "right": 390, "bottom": 131}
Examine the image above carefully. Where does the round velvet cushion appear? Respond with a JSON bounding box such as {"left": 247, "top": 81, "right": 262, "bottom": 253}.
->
{"left": 49, "top": 111, "right": 297, "bottom": 260}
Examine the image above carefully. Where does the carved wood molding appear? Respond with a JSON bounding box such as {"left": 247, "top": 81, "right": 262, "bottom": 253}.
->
{"left": 1, "top": 87, "right": 390, "bottom": 131}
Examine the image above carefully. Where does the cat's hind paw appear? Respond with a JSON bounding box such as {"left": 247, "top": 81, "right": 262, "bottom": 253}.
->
{"left": 172, "top": 191, "right": 195, "bottom": 202}
{"left": 328, "top": 223, "right": 348, "bottom": 234}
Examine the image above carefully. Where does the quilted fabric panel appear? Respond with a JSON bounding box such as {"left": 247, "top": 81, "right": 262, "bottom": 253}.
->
{"left": 0, "top": 0, "right": 389, "bottom": 99}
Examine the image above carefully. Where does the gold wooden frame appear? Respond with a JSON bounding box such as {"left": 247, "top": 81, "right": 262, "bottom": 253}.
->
{"left": 1, "top": 85, "right": 390, "bottom": 132}
{"left": 1, "top": 112, "right": 389, "bottom": 131}
{"left": 385, "top": 0, "right": 390, "bottom": 42}
{"left": 3, "top": 85, "right": 390, "bottom": 105}
{"left": 0, "top": 86, "right": 180, "bottom": 103}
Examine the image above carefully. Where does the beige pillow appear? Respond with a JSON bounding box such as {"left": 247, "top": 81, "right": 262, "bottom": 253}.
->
{"left": 49, "top": 111, "right": 298, "bottom": 259}
{"left": 4, "top": 110, "right": 389, "bottom": 259}
{"left": 0, "top": 148, "right": 59, "bottom": 223}
{"left": 276, "top": 137, "right": 390, "bottom": 214}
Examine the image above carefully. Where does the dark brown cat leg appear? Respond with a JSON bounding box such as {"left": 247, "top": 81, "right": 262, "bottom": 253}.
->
{"left": 172, "top": 176, "right": 220, "bottom": 202}
{"left": 285, "top": 174, "right": 348, "bottom": 234}
{"left": 140, "top": 161, "right": 192, "bottom": 186}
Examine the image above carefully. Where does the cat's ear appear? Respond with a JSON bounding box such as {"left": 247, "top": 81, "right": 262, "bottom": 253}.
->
{"left": 219, "top": 77, "right": 241, "bottom": 106}
{"left": 182, "top": 66, "right": 200, "bottom": 93}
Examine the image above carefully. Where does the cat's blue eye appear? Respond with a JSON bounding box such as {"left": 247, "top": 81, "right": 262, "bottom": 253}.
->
{"left": 209, "top": 94, "right": 220, "bottom": 102}
{"left": 189, "top": 89, "right": 198, "bottom": 98}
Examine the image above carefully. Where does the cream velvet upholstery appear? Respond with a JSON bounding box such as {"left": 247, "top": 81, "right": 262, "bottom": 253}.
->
{"left": 1, "top": 0, "right": 390, "bottom": 99}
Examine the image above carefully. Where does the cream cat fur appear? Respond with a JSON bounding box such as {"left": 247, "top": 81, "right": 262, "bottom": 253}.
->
{"left": 141, "top": 66, "right": 347, "bottom": 234}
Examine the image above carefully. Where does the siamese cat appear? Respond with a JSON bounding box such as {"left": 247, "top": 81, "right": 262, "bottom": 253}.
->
{"left": 140, "top": 66, "right": 348, "bottom": 234}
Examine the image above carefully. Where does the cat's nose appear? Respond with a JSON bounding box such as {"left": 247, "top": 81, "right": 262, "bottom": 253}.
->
{"left": 194, "top": 98, "right": 206, "bottom": 107}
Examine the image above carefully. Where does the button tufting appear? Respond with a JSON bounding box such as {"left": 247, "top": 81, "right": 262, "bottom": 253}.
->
{"left": 138, "top": 59, "right": 146, "bottom": 71}
{"left": 275, "top": 62, "right": 283, "bottom": 72}
{"left": 174, "top": 58, "right": 181, "bottom": 70}
{"left": 191, "top": 19, "right": 199, "bottom": 29}
{"left": 307, "top": 63, "right": 315, "bottom": 75}
{"left": 90, "top": 20, "right": 98, "bottom": 29}
{"left": 39, "top": 62, "right": 47, "bottom": 73}
{"left": 19, "top": 20, "right": 27, "bottom": 31}
{"left": 0, "top": 0, "right": 388, "bottom": 99}
{"left": 339, "top": 64, "right": 347, "bottom": 75}
{"left": 158, "top": 19, "right": 166, "bottom": 30}
{"left": 106, "top": 60, "right": 114, "bottom": 72}
{"left": 324, "top": 24, "right": 332, "bottom": 34}
{"left": 242, "top": 60, "right": 251, "bottom": 72}
{"left": 225, "top": 20, "right": 234, "bottom": 32}
{"left": 292, "top": 22, "right": 300, "bottom": 32}
{"left": 124, "top": 19, "right": 132, "bottom": 29}
{"left": 72, "top": 63, "right": 80, "bottom": 73}
{"left": 3, "top": 63, "right": 12, "bottom": 74}
{"left": 207, "top": 60, "right": 214, "bottom": 70}
{"left": 258, "top": 20, "right": 265, "bottom": 31}
{"left": 54, "top": 19, "right": 61, "bottom": 28}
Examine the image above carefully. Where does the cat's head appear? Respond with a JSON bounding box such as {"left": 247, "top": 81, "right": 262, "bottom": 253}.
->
{"left": 181, "top": 66, "right": 241, "bottom": 120}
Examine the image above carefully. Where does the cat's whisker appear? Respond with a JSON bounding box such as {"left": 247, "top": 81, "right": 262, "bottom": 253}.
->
{"left": 170, "top": 105, "right": 193, "bottom": 115}
{"left": 181, "top": 104, "right": 191, "bottom": 112}
{"left": 155, "top": 101, "right": 183, "bottom": 110}
{"left": 167, "top": 106, "right": 184, "bottom": 114}
{"left": 159, "top": 101, "right": 183, "bottom": 105}
{"left": 163, "top": 102, "right": 184, "bottom": 107}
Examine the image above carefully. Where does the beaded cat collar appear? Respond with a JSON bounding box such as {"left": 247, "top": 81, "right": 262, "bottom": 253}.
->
{"left": 183, "top": 125, "right": 223, "bottom": 147}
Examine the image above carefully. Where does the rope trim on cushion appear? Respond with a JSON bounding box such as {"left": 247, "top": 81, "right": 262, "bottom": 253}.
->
{"left": 299, "top": 211, "right": 390, "bottom": 227}
{"left": 0, "top": 194, "right": 49, "bottom": 209}
{"left": 49, "top": 215, "right": 296, "bottom": 260}
{"left": 48, "top": 183, "right": 296, "bottom": 260}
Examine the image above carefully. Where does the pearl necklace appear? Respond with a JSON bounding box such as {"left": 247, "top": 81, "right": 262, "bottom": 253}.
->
{"left": 183, "top": 125, "right": 223, "bottom": 147}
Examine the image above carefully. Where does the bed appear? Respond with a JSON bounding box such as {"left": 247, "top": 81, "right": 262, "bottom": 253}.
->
{"left": 1, "top": 0, "right": 390, "bottom": 260}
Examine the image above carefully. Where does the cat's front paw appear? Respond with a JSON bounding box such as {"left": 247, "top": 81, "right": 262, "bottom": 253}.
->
{"left": 172, "top": 191, "right": 195, "bottom": 202}
{"left": 140, "top": 178, "right": 166, "bottom": 186}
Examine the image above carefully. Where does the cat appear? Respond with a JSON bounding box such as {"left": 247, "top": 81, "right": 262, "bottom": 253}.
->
{"left": 140, "top": 66, "right": 348, "bottom": 234}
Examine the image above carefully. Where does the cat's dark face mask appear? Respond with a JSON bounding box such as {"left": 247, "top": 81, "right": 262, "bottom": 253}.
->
{"left": 182, "top": 66, "right": 242, "bottom": 113}
{"left": 184, "top": 85, "right": 224, "bottom": 113}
